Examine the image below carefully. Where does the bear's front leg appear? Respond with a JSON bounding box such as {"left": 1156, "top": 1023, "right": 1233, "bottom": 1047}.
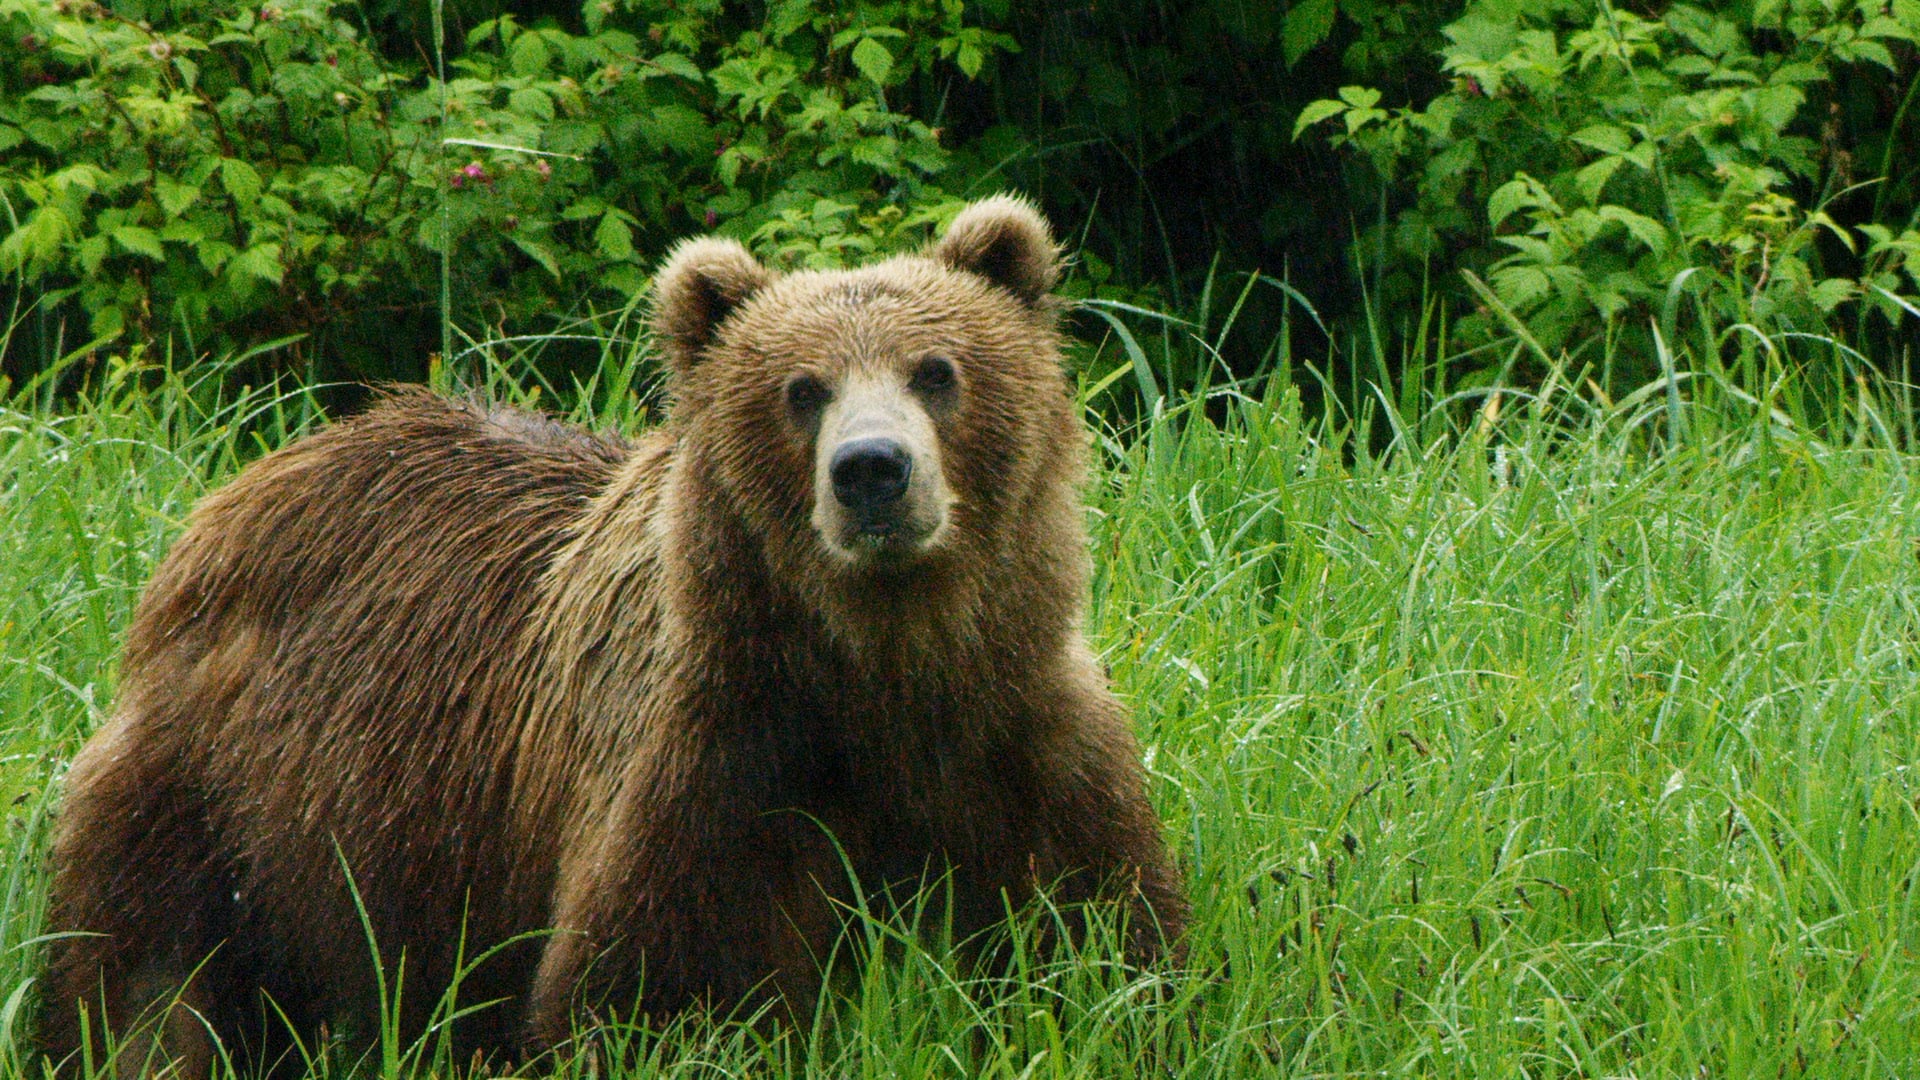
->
{"left": 522, "top": 769, "right": 846, "bottom": 1055}
{"left": 1009, "top": 682, "right": 1190, "bottom": 964}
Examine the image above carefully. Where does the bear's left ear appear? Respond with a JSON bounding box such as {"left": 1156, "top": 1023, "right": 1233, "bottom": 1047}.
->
{"left": 932, "top": 195, "right": 1061, "bottom": 308}
{"left": 652, "top": 236, "right": 775, "bottom": 374}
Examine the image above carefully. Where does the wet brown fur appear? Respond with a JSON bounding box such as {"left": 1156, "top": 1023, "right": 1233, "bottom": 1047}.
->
{"left": 40, "top": 197, "right": 1187, "bottom": 1075}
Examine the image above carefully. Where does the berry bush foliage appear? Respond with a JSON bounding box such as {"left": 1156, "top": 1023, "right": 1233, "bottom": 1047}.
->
{"left": 0, "top": 0, "right": 1012, "bottom": 377}
{"left": 1298, "top": 0, "right": 1920, "bottom": 364}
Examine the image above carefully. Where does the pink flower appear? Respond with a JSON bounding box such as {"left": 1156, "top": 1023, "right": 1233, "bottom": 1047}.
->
{"left": 534, "top": 159, "right": 552, "bottom": 179}
{"left": 463, "top": 161, "right": 487, "bottom": 180}
{"left": 704, "top": 209, "right": 718, "bottom": 228}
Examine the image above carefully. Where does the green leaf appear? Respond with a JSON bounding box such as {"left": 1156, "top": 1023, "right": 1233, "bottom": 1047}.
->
{"left": 650, "top": 52, "right": 704, "bottom": 81}
{"left": 230, "top": 242, "right": 284, "bottom": 284}
{"left": 111, "top": 225, "right": 165, "bottom": 261}
{"left": 512, "top": 236, "right": 562, "bottom": 280}
{"left": 956, "top": 42, "right": 984, "bottom": 79}
{"left": 1564, "top": 208, "right": 1604, "bottom": 247}
{"left": 845, "top": 135, "right": 900, "bottom": 169}
{"left": 1621, "top": 139, "right": 1656, "bottom": 170}
{"left": 594, "top": 213, "right": 635, "bottom": 261}
{"left": 851, "top": 37, "right": 894, "bottom": 85}
{"left": 768, "top": 0, "right": 813, "bottom": 39}
{"left": 603, "top": 264, "right": 649, "bottom": 296}
{"left": 1495, "top": 235, "right": 1554, "bottom": 263}
{"left": 77, "top": 233, "right": 109, "bottom": 275}
{"left": 1574, "top": 157, "right": 1624, "bottom": 204}
{"left": 510, "top": 31, "right": 552, "bottom": 77}
{"left": 1807, "top": 211, "right": 1855, "bottom": 253}
{"left": 1442, "top": 14, "right": 1519, "bottom": 65}
{"left": 1490, "top": 263, "right": 1552, "bottom": 308}
{"left": 49, "top": 164, "right": 108, "bottom": 197}
{"left": 708, "top": 58, "right": 761, "bottom": 101}
{"left": 89, "top": 303, "right": 125, "bottom": 341}
{"left": 1753, "top": 84, "right": 1804, "bottom": 131}
{"left": 1343, "top": 106, "right": 1386, "bottom": 135}
{"left": 221, "top": 158, "right": 262, "bottom": 207}
{"left": 1337, "top": 85, "right": 1382, "bottom": 109}
{"left": 827, "top": 27, "right": 861, "bottom": 50}
{"left": 1489, "top": 178, "right": 1539, "bottom": 228}
{"left": 831, "top": 26, "right": 906, "bottom": 48}
{"left": 1283, "top": 0, "right": 1337, "bottom": 68}
{"left": 1838, "top": 39, "right": 1896, "bottom": 70}
{"left": 1570, "top": 124, "right": 1630, "bottom": 154}
{"left": 1769, "top": 61, "right": 1826, "bottom": 84}
{"left": 155, "top": 175, "right": 200, "bottom": 219}
{"left": 1861, "top": 15, "right": 1915, "bottom": 43}
{"left": 639, "top": 104, "right": 712, "bottom": 155}
{"left": 196, "top": 238, "right": 236, "bottom": 273}
{"left": 508, "top": 88, "right": 554, "bottom": 120}
{"left": 468, "top": 16, "right": 511, "bottom": 48}
{"left": 1809, "top": 278, "right": 1855, "bottom": 312}
{"left": 0, "top": 205, "right": 74, "bottom": 274}
{"left": 1293, "top": 98, "right": 1347, "bottom": 140}
{"left": 1598, "top": 205, "right": 1670, "bottom": 255}
{"left": 182, "top": 156, "right": 221, "bottom": 188}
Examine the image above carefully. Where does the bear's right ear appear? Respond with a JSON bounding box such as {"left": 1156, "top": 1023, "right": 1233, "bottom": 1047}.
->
{"left": 652, "top": 237, "right": 774, "bottom": 374}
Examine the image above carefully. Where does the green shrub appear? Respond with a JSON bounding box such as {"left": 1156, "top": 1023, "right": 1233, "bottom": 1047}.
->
{"left": 1297, "top": 0, "right": 1920, "bottom": 375}
{"left": 0, "top": 0, "right": 1010, "bottom": 382}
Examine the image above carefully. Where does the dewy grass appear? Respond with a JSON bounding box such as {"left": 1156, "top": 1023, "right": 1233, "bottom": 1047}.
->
{"left": 1, "top": 344, "right": 1917, "bottom": 1078}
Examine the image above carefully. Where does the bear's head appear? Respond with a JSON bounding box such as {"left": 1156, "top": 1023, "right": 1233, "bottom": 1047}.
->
{"left": 651, "top": 196, "right": 1082, "bottom": 643}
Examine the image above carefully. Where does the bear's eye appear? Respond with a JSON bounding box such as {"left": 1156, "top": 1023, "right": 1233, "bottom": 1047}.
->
{"left": 785, "top": 374, "right": 830, "bottom": 416}
{"left": 910, "top": 355, "right": 958, "bottom": 396}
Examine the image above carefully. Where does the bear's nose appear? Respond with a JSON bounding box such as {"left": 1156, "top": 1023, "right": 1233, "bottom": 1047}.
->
{"left": 830, "top": 437, "right": 913, "bottom": 513}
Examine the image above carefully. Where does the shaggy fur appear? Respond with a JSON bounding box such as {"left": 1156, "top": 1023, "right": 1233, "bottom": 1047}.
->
{"left": 40, "top": 196, "right": 1187, "bottom": 1076}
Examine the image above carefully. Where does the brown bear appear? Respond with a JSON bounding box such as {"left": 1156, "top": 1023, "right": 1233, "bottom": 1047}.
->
{"left": 39, "top": 196, "right": 1187, "bottom": 1077}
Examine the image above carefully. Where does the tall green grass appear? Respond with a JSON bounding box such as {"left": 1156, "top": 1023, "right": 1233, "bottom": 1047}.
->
{"left": 1, "top": 333, "right": 1917, "bottom": 1076}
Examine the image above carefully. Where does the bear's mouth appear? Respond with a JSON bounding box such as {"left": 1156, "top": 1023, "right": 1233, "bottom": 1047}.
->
{"left": 840, "top": 516, "right": 938, "bottom": 560}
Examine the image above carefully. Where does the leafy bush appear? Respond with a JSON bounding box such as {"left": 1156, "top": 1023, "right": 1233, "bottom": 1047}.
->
{"left": 12, "top": 0, "right": 1920, "bottom": 397}
{"left": 0, "top": 0, "right": 424, "bottom": 359}
{"left": 0, "top": 0, "right": 1010, "bottom": 382}
{"left": 1298, "top": 0, "right": 1920, "bottom": 372}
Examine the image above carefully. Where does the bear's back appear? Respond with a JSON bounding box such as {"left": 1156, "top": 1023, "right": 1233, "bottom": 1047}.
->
{"left": 125, "top": 390, "right": 628, "bottom": 721}
{"left": 100, "top": 391, "right": 631, "bottom": 1040}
